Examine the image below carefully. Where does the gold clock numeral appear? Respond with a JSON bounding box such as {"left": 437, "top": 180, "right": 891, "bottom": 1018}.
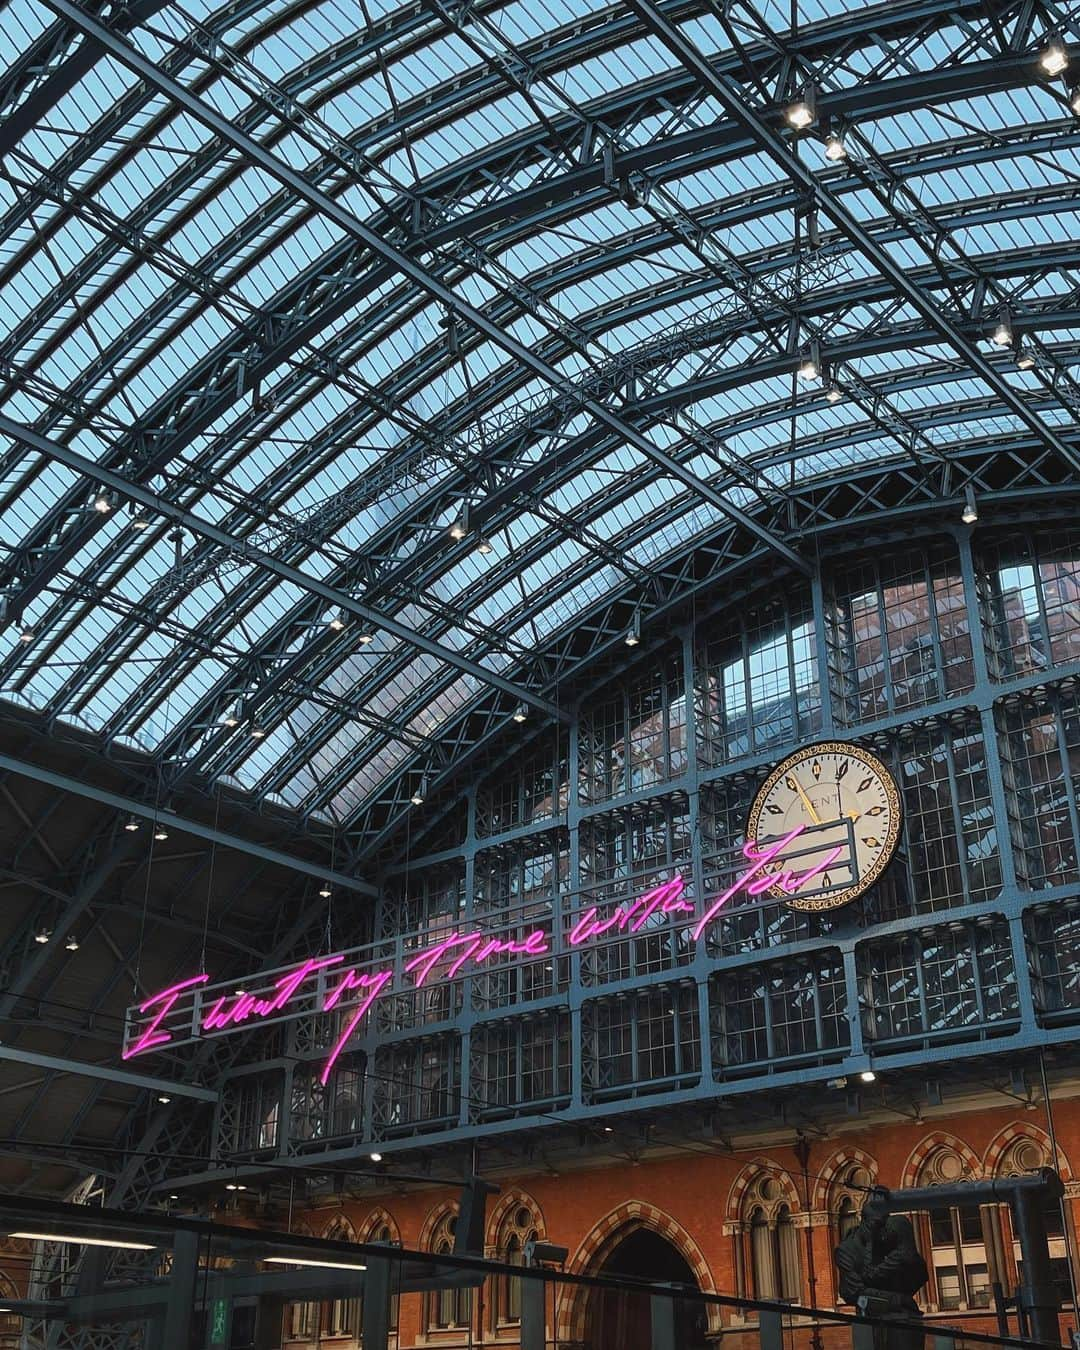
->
{"left": 866, "top": 805, "right": 884, "bottom": 817}
{"left": 812, "top": 759, "right": 821, "bottom": 778}
{"left": 862, "top": 836, "right": 879, "bottom": 849}
{"left": 766, "top": 803, "right": 783, "bottom": 816}
{"left": 857, "top": 776, "right": 872, "bottom": 792}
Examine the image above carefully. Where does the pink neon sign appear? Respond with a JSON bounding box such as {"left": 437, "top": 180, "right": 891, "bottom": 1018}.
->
{"left": 123, "top": 824, "right": 843, "bottom": 1083}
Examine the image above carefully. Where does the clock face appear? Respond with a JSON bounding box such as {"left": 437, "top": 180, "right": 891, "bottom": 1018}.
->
{"left": 744, "top": 741, "right": 901, "bottom": 912}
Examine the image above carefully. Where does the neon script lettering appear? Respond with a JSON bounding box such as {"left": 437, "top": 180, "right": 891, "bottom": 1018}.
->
{"left": 124, "top": 823, "right": 841, "bottom": 1079}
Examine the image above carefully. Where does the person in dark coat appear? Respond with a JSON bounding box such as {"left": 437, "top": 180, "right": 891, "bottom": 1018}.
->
{"left": 835, "top": 1187, "right": 929, "bottom": 1350}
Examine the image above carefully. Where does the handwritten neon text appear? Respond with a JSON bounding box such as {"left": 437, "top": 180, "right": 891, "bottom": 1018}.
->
{"left": 124, "top": 822, "right": 844, "bottom": 1079}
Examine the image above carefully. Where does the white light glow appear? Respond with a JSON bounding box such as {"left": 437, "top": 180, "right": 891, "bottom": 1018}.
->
{"left": 265, "top": 1256, "right": 367, "bottom": 1271}
{"left": 9, "top": 1232, "right": 154, "bottom": 1250}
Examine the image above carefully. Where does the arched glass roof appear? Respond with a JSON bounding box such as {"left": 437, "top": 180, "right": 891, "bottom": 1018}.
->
{"left": 1, "top": 0, "right": 1079, "bottom": 848}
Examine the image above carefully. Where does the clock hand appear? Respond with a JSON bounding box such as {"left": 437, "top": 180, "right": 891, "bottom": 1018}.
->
{"left": 786, "top": 774, "right": 822, "bottom": 825}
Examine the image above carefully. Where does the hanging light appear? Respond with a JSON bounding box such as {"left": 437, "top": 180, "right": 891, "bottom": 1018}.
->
{"left": 823, "top": 130, "right": 847, "bottom": 161}
{"left": 221, "top": 702, "right": 242, "bottom": 728}
{"left": 250, "top": 723, "right": 266, "bottom": 739}
{"left": 318, "top": 881, "right": 332, "bottom": 899}
{"left": 476, "top": 537, "right": 494, "bottom": 555}
{"left": 157, "top": 1095, "right": 171, "bottom": 1104}
{"left": 825, "top": 382, "right": 843, "bottom": 403}
{"left": 411, "top": 776, "right": 428, "bottom": 807}
{"left": 625, "top": 611, "right": 641, "bottom": 647}
{"left": 512, "top": 705, "right": 528, "bottom": 723}
{"left": 1039, "top": 42, "right": 1069, "bottom": 76}
{"left": 153, "top": 824, "right": 169, "bottom": 841}
{"left": 65, "top": 935, "right": 79, "bottom": 952}
{"left": 797, "top": 340, "right": 821, "bottom": 382}
{"left": 124, "top": 816, "right": 140, "bottom": 832}
{"left": 449, "top": 504, "right": 471, "bottom": 540}
{"left": 357, "top": 629, "right": 375, "bottom": 645}
{"left": 859, "top": 1069, "right": 877, "bottom": 1084}
{"left": 961, "top": 486, "right": 978, "bottom": 525}
{"left": 785, "top": 83, "right": 818, "bottom": 129}
{"left": 369, "top": 1152, "right": 383, "bottom": 1162}
{"left": 990, "top": 310, "right": 1013, "bottom": 346}
{"left": 92, "top": 486, "right": 117, "bottom": 514}
{"left": 1016, "top": 345, "right": 1036, "bottom": 371}
{"left": 128, "top": 503, "right": 150, "bottom": 530}
{"left": 327, "top": 610, "right": 346, "bottom": 631}
{"left": 17, "top": 625, "right": 33, "bottom": 644}
{"left": 34, "top": 928, "right": 51, "bottom": 944}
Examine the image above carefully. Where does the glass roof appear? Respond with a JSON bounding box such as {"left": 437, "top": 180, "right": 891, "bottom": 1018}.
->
{"left": 1, "top": 0, "right": 1079, "bottom": 840}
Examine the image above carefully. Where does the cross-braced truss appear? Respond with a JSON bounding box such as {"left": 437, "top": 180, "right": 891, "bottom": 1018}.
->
{"left": 2, "top": 0, "right": 1080, "bottom": 1231}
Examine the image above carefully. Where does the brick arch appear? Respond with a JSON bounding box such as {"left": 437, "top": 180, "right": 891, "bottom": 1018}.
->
{"left": 556, "top": 1201, "right": 720, "bottom": 1344}
{"left": 322, "top": 1214, "right": 358, "bottom": 1242}
{"left": 813, "top": 1148, "right": 878, "bottom": 1213}
{"left": 418, "top": 1200, "right": 458, "bottom": 1252}
{"left": 486, "top": 1187, "right": 546, "bottom": 1252}
{"left": 359, "top": 1206, "right": 401, "bottom": 1244}
{"left": 727, "top": 1158, "right": 800, "bottom": 1220}
{"left": 983, "top": 1122, "right": 1073, "bottom": 1181}
{"left": 899, "top": 1131, "right": 982, "bottom": 1190}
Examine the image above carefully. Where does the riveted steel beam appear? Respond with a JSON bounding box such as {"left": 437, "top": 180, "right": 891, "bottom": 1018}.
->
{"left": 38, "top": 0, "right": 810, "bottom": 580}
{"left": 623, "top": 0, "right": 1080, "bottom": 479}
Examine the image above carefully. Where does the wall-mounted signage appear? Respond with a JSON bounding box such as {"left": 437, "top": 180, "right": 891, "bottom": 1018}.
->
{"left": 122, "top": 741, "right": 899, "bottom": 1081}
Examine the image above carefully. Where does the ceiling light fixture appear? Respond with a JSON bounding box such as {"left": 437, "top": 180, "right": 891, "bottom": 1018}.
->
{"left": 153, "top": 825, "right": 168, "bottom": 842}
{"left": 318, "top": 882, "right": 332, "bottom": 899}
{"left": 990, "top": 311, "right": 1013, "bottom": 346}
{"left": 1040, "top": 42, "right": 1069, "bottom": 76}
{"left": 797, "top": 340, "right": 821, "bottom": 382}
{"left": 92, "top": 487, "right": 117, "bottom": 514}
{"left": 8, "top": 1233, "right": 155, "bottom": 1251}
{"left": 825, "top": 382, "right": 843, "bottom": 403}
{"left": 785, "top": 83, "right": 818, "bottom": 129}
{"left": 1016, "top": 346, "right": 1036, "bottom": 371}
{"left": 859, "top": 1069, "right": 877, "bottom": 1084}
{"left": 962, "top": 486, "right": 978, "bottom": 525}
{"left": 625, "top": 611, "right": 641, "bottom": 647}
{"left": 369, "top": 1152, "right": 383, "bottom": 1162}
{"left": 411, "top": 776, "right": 428, "bottom": 807}
{"left": 357, "top": 629, "right": 374, "bottom": 646}
{"left": 124, "top": 816, "right": 140, "bottom": 832}
{"left": 157, "top": 1095, "right": 171, "bottom": 1104}
{"left": 328, "top": 610, "right": 346, "bottom": 631}
{"left": 250, "top": 724, "right": 266, "bottom": 739}
{"left": 34, "top": 929, "right": 51, "bottom": 945}
{"left": 128, "top": 503, "right": 150, "bottom": 530}
{"left": 17, "top": 625, "right": 33, "bottom": 644}
{"left": 65, "top": 935, "right": 79, "bottom": 952}
{"left": 512, "top": 705, "right": 527, "bottom": 723}
{"left": 449, "top": 504, "right": 471, "bottom": 541}
{"left": 823, "top": 130, "right": 847, "bottom": 161}
{"left": 476, "top": 537, "right": 493, "bottom": 555}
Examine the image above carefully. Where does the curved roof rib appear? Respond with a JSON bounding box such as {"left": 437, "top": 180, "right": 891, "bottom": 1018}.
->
{"left": 1, "top": 0, "right": 1079, "bottom": 845}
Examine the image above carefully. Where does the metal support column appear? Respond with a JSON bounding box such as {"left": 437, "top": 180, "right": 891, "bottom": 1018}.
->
{"left": 362, "top": 1255, "right": 392, "bottom": 1350}
{"left": 520, "top": 1272, "right": 546, "bottom": 1350}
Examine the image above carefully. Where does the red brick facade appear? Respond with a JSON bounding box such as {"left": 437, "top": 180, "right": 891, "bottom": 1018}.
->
{"left": 282, "top": 1097, "right": 1080, "bottom": 1347}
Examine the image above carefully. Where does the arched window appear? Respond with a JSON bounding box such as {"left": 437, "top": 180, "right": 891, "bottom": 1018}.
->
{"left": 995, "top": 1135, "right": 1071, "bottom": 1308}
{"left": 917, "top": 1145, "right": 988, "bottom": 1311}
{"left": 738, "top": 1174, "right": 802, "bottom": 1303}
{"left": 323, "top": 1219, "right": 360, "bottom": 1341}
{"left": 829, "top": 1163, "right": 874, "bottom": 1248}
{"left": 496, "top": 1203, "right": 539, "bottom": 1325}
{"left": 427, "top": 1211, "right": 470, "bottom": 1331}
